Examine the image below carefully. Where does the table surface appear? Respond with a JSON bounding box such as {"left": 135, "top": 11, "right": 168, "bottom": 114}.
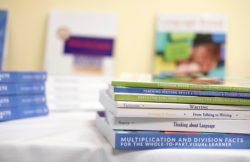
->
{"left": 0, "top": 111, "right": 250, "bottom": 162}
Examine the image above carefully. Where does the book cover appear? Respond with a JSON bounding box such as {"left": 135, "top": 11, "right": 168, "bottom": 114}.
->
{"left": 44, "top": 11, "right": 116, "bottom": 75}
{"left": 96, "top": 112, "right": 250, "bottom": 149}
{"left": 112, "top": 93, "right": 250, "bottom": 106}
{"left": 0, "top": 94, "right": 46, "bottom": 108}
{"left": 100, "top": 90, "right": 250, "bottom": 111}
{"left": 0, "top": 82, "right": 45, "bottom": 95}
{"left": 112, "top": 86, "right": 250, "bottom": 98}
{"left": 0, "top": 71, "right": 47, "bottom": 83}
{"left": 154, "top": 14, "right": 226, "bottom": 79}
{"left": 0, "top": 104, "right": 48, "bottom": 122}
{"left": 105, "top": 111, "right": 250, "bottom": 134}
{"left": 0, "top": 10, "right": 8, "bottom": 70}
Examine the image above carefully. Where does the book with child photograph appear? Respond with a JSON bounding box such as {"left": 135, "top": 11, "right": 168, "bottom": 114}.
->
{"left": 154, "top": 14, "right": 227, "bottom": 79}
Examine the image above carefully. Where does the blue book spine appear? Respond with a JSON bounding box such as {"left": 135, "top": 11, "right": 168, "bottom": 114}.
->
{"left": 113, "top": 87, "right": 250, "bottom": 98}
{"left": 0, "top": 83, "right": 45, "bottom": 95}
{"left": 0, "top": 72, "right": 47, "bottom": 83}
{"left": 0, "top": 104, "right": 48, "bottom": 121}
{"left": 0, "top": 95, "right": 46, "bottom": 108}
{"left": 115, "top": 131, "right": 250, "bottom": 149}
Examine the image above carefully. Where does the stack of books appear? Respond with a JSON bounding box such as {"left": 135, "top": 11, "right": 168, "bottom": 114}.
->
{"left": 46, "top": 74, "right": 107, "bottom": 111}
{"left": 96, "top": 77, "right": 250, "bottom": 149}
{"left": 0, "top": 71, "right": 48, "bottom": 122}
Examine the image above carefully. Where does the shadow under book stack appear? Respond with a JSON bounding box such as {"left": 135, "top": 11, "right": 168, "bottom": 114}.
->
{"left": 96, "top": 78, "right": 250, "bottom": 150}
{"left": 0, "top": 72, "right": 48, "bottom": 122}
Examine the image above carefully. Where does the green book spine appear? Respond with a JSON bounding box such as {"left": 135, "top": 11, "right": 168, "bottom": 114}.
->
{"left": 112, "top": 81, "right": 250, "bottom": 93}
{"left": 114, "top": 94, "right": 250, "bottom": 106}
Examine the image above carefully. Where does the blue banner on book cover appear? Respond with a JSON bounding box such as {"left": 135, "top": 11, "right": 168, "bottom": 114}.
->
{"left": 0, "top": 10, "right": 7, "bottom": 69}
{"left": 114, "top": 131, "right": 250, "bottom": 150}
{"left": 64, "top": 36, "right": 113, "bottom": 57}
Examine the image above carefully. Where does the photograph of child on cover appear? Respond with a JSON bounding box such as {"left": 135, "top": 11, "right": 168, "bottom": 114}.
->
{"left": 176, "top": 34, "right": 223, "bottom": 76}
{"left": 154, "top": 33, "right": 226, "bottom": 78}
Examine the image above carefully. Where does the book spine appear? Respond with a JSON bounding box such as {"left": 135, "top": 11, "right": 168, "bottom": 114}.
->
{"left": 118, "top": 101, "right": 250, "bottom": 110}
{"left": 112, "top": 108, "right": 250, "bottom": 119}
{"left": 0, "top": 83, "right": 45, "bottom": 95}
{"left": 101, "top": 89, "right": 250, "bottom": 110}
{"left": 0, "top": 95, "right": 46, "bottom": 108}
{"left": 106, "top": 111, "right": 250, "bottom": 134}
{"left": 0, "top": 104, "right": 48, "bottom": 121}
{"left": 113, "top": 87, "right": 250, "bottom": 98}
{"left": 114, "top": 93, "right": 250, "bottom": 106}
{"left": 111, "top": 81, "right": 250, "bottom": 93}
{"left": 0, "top": 72, "right": 47, "bottom": 83}
{"left": 114, "top": 132, "right": 250, "bottom": 149}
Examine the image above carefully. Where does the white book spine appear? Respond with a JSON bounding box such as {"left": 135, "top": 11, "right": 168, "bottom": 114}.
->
{"left": 106, "top": 111, "right": 250, "bottom": 134}
{"left": 100, "top": 90, "right": 250, "bottom": 119}
{"left": 111, "top": 108, "right": 250, "bottom": 120}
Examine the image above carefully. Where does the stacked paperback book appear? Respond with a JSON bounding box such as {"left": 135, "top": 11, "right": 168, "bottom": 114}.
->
{"left": 96, "top": 76, "right": 250, "bottom": 149}
{"left": 0, "top": 71, "right": 48, "bottom": 122}
{"left": 46, "top": 74, "right": 107, "bottom": 111}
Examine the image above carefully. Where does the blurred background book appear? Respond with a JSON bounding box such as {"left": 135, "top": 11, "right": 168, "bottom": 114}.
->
{"left": 0, "top": 9, "right": 8, "bottom": 70}
{"left": 44, "top": 10, "right": 116, "bottom": 76}
{"left": 154, "top": 14, "right": 226, "bottom": 79}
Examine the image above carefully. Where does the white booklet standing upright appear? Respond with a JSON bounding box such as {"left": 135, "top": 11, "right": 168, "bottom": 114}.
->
{"left": 44, "top": 11, "right": 116, "bottom": 111}
{"left": 44, "top": 10, "right": 117, "bottom": 75}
